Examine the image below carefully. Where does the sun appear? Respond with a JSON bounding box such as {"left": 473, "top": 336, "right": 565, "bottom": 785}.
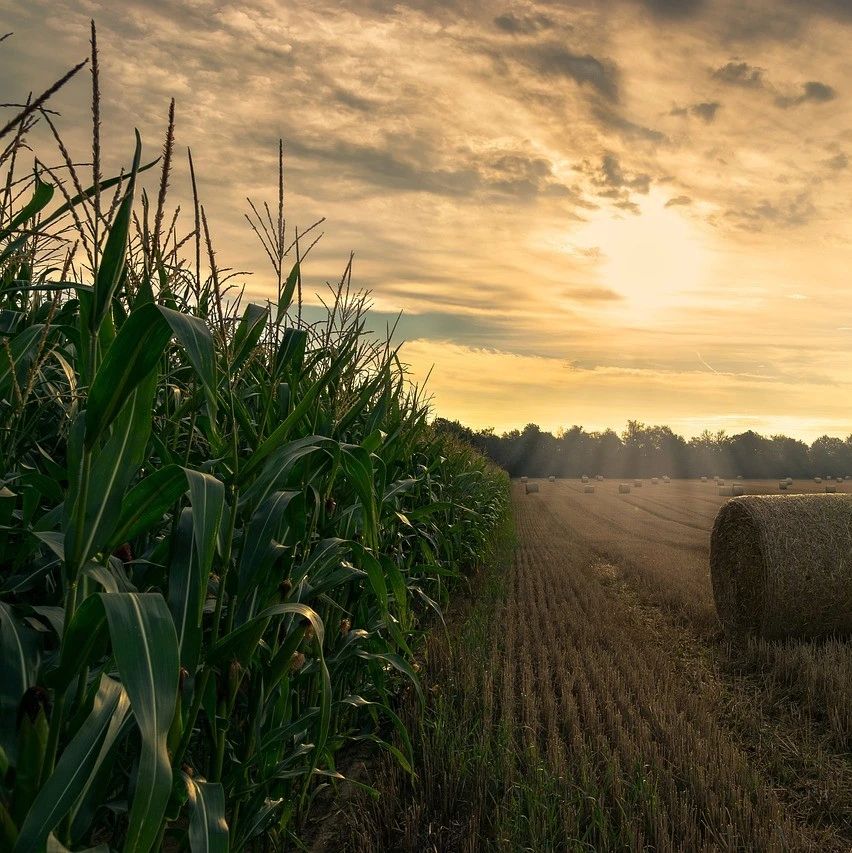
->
{"left": 571, "top": 188, "right": 713, "bottom": 320}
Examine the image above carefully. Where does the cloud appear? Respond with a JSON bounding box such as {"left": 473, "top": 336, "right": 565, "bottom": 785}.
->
{"left": 775, "top": 80, "right": 838, "bottom": 108}
{"left": 521, "top": 43, "right": 619, "bottom": 101}
{"left": 671, "top": 100, "right": 721, "bottom": 122}
{"left": 712, "top": 60, "right": 765, "bottom": 88}
{"left": 593, "top": 104, "right": 667, "bottom": 142}
{"left": 727, "top": 192, "right": 815, "bottom": 231}
{"left": 493, "top": 11, "right": 554, "bottom": 35}
{"left": 665, "top": 195, "right": 692, "bottom": 207}
{"left": 823, "top": 152, "right": 848, "bottom": 170}
{"left": 640, "top": 0, "right": 705, "bottom": 18}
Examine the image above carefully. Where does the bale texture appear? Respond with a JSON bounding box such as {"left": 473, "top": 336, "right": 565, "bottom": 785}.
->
{"left": 633, "top": 479, "right": 642, "bottom": 487}
{"left": 779, "top": 483, "right": 788, "bottom": 491}
{"left": 826, "top": 485, "right": 837, "bottom": 494}
{"left": 710, "top": 494, "right": 852, "bottom": 639}
{"left": 525, "top": 482, "right": 539, "bottom": 494}
{"left": 732, "top": 485, "right": 744, "bottom": 496}
{"left": 618, "top": 484, "right": 631, "bottom": 494}
{"left": 584, "top": 485, "right": 595, "bottom": 494}
{"left": 718, "top": 486, "right": 733, "bottom": 496}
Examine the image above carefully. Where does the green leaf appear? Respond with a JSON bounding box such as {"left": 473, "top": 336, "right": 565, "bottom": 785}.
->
{"left": 275, "top": 263, "right": 300, "bottom": 321}
{"left": 84, "top": 302, "right": 172, "bottom": 448}
{"left": 91, "top": 131, "right": 142, "bottom": 332}
{"left": 66, "top": 374, "right": 157, "bottom": 572}
{"left": 231, "top": 303, "right": 267, "bottom": 372}
{"left": 0, "top": 325, "right": 44, "bottom": 401}
{"left": 0, "top": 602, "right": 41, "bottom": 760}
{"left": 0, "top": 175, "right": 54, "bottom": 243}
{"left": 104, "top": 463, "right": 186, "bottom": 553}
{"left": 185, "top": 775, "right": 229, "bottom": 853}
{"left": 13, "top": 676, "right": 126, "bottom": 853}
{"left": 158, "top": 306, "right": 218, "bottom": 425}
{"left": 101, "top": 593, "right": 179, "bottom": 853}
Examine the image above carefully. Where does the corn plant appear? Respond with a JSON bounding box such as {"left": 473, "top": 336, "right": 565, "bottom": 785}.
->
{"left": 0, "top": 31, "right": 508, "bottom": 852}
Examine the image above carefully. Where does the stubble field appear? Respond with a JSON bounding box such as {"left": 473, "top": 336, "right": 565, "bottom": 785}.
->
{"left": 507, "top": 477, "right": 852, "bottom": 850}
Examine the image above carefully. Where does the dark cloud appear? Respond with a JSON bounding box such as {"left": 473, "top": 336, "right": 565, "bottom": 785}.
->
{"left": 493, "top": 11, "right": 554, "bottom": 35}
{"left": 775, "top": 80, "right": 838, "bottom": 108}
{"left": 523, "top": 43, "right": 619, "bottom": 101}
{"left": 727, "top": 192, "right": 815, "bottom": 231}
{"left": 640, "top": 0, "right": 705, "bottom": 18}
{"left": 594, "top": 104, "right": 667, "bottom": 143}
{"left": 562, "top": 286, "right": 622, "bottom": 302}
{"left": 712, "top": 60, "right": 765, "bottom": 88}
{"left": 671, "top": 101, "right": 721, "bottom": 122}
{"left": 584, "top": 153, "right": 650, "bottom": 213}
{"left": 824, "top": 152, "right": 848, "bottom": 170}
{"left": 285, "top": 137, "right": 584, "bottom": 203}
{"left": 665, "top": 195, "right": 692, "bottom": 207}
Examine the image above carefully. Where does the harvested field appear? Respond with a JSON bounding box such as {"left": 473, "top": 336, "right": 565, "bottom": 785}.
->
{"left": 341, "top": 478, "right": 852, "bottom": 851}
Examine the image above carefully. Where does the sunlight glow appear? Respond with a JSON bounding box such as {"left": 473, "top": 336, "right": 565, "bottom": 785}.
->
{"left": 571, "top": 189, "right": 713, "bottom": 319}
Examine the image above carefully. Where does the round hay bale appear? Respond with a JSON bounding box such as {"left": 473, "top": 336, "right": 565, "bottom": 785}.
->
{"left": 826, "top": 485, "right": 837, "bottom": 494}
{"left": 732, "top": 484, "right": 745, "bottom": 496}
{"left": 814, "top": 477, "right": 822, "bottom": 484}
{"left": 651, "top": 477, "right": 659, "bottom": 485}
{"left": 633, "top": 479, "right": 642, "bottom": 487}
{"left": 710, "top": 494, "right": 852, "bottom": 638}
{"left": 618, "top": 483, "right": 631, "bottom": 494}
{"left": 581, "top": 475, "right": 589, "bottom": 483}
{"left": 596, "top": 474, "right": 604, "bottom": 481}
{"left": 717, "top": 480, "right": 726, "bottom": 487}
{"left": 718, "top": 486, "right": 733, "bottom": 496}
{"left": 779, "top": 482, "right": 788, "bottom": 491}
{"left": 548, "top": 475, "right": 556, "bottom": 483}
{"left": 700, "top": 476, "right": 708, "bottom": 483}
{"left": 785, "top": 477, "right": 793, "bottom": 485}
{"left": 836, "top": 477, "right": 844, "bottom": 484}
{"left": 663, "top": 475, "right": 670, "bottom": 483}
{"left": 583, "top": 485, "right": 595, "bottom": 494}
{"left": 525, "top": 482, "right": 539, "bottom": 494}
{"left": 520, "top": 476, "right": 528, "bottom": 484}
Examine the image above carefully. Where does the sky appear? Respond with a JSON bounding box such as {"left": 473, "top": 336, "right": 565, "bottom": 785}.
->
{"left": 3, "top": 0, "right": 852, "bottom": 440}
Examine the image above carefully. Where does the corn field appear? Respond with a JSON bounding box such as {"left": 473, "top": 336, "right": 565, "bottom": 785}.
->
{"left": 0, "top": 36, "right": 508, "bottom": 852}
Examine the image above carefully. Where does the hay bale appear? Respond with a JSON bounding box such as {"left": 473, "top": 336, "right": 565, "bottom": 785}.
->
{"left": 785, "top": 477, "right": 793, "bottom": 485}
{"left": 700, "top": 476, "right": 708, "bottom": 483}
{"left": 826, "top": 485, "right": 837, "bottom": 493}
{"left": 581, "top": 475, "right": 589, "bottom": 483}
{"left": 548, "top": 475, "right": 556, "bottom": 483}
{"left": 846, "top": 476, "right": 851, "bottom": 481}
{"left": 732, "top": 484, "right": 744, "bottom": 496}
{"left": 520, "top": 476, "right": 528, "bottom": 484}
{"left": 779, "top": 482, "right": 788, "bottom": 491}
{"left": 718, "top": 486, "right": 733, "bottom": 496}
{"left": 717, "top": 480, "right": 726, "bottom": 487}
{"left": 710, "top": 494, "right": 852, "bottom": 638}
{"left": 633, "top": 479, "right": 642, "bottom": 487}
{"left": 584, "top": 485, "right": 595, "bottom": 494}
{"left": 618, "top": 483, "right": 631, "bottom": 494}
{"left": 596, "top": 474, "right": 604, "bottom": 481}
{"left": 663, "top": 475, "right": 670, "bottom": 483}
{"left": 525, "top": 482, "right": 539, "bottom": 494}
{"left": 836, "top": 477, "right": 844, "bottom": 484}
{"left": 736, "top": 475, "right": 744, "bottom": 480}
{"left": 651, "top": 477, "right": 659, "bottom": 485}
{"left": 814, "top": 477, "right": 822, "bottom": 484}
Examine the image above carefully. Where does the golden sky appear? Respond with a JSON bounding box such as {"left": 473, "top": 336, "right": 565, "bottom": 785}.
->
{"left": 4, "top": 0, "right": 852, "bottom": 439}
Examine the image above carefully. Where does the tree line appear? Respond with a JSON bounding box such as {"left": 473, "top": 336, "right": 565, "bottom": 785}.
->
{"left": 434, "top": 419, "right": 852, "bottom": 480}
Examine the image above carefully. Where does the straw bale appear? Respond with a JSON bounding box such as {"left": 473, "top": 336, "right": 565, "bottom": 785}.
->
{"left": 718, "top": 486, "right": 733, "bottom": 496}
{"left": 633, "top": 479, "right": 642, "bottom": 487}
{"left": 525, "top": 482, "right": 539, "bottom": 494}
{"left": 732, "top": 485, "right": 745, "bottom": 496}
{"left": 826, "top": 485, "right": 837, "bottom": 494}
{"left": 618, "top": 484, "right": 631, "bottom": 494}
{"left": 584, "top": 485, "right": 595, "bottom": 494}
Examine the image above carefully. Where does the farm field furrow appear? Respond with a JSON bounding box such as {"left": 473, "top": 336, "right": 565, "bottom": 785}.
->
{"left": 514, "top": 479, "right": 852, "bottom": 850}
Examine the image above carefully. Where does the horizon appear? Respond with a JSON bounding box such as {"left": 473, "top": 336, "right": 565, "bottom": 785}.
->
{"left": 4, "top": 0, "right": 852, "bottom": 440}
